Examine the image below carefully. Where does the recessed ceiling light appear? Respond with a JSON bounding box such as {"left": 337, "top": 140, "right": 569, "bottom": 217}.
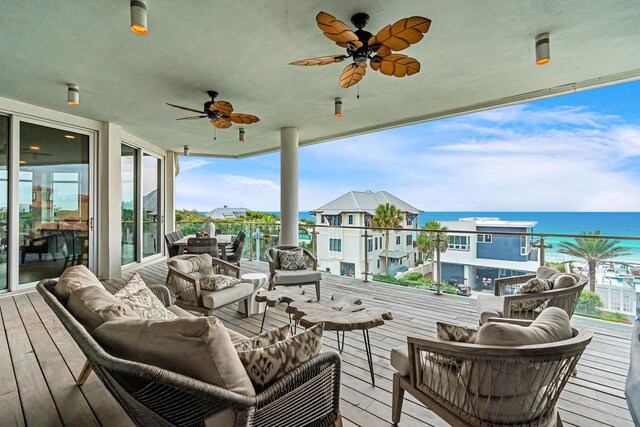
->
{"left": 65, "top": 134, "right": 76, "bottom": 139}
{"left": 29, "top": 146, "right": 40, "bottom": 150}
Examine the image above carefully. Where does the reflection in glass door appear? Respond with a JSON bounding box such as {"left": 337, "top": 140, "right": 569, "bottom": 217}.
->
{"left": 0, "top": 116, "right": 8, "bottom": 290}
{"left": 121, "top": 144, "right": 137, "bottom": 264}
{"left": 142, "top": 153, "right": 161, "bottom": 258}
{"left": 18, "top": 122, "right": 90, "bottom": 284}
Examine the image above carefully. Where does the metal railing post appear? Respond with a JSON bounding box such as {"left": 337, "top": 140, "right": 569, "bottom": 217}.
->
{"left": 435, "top": 236, "right": 442, "bottom": 295}
{"left": 249, "top": 223, "right": 254, "bottom": 261}
{"left": 532, "top": 236, "right": 552, "bottom": 267}
{"left": 362, "top": 227, "right": 370, "bottom": 282}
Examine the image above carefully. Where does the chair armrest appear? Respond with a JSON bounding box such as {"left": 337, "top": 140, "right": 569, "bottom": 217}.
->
{"left": 148, "top": 284, "right": 172, "bottom": 307}
{"left": 167, "top": 266, "right": 202, "bottom": 302}
{"left": 302, "top": 247, "right": 318, "bottom": 270}
{"left": 494, "top": 274, "right": 536, "bottom": 296}
{"left": 254, "top": 351, "right": 341, "bottom": 424}
{"left": 211, "top": 257, "right": 241, "bottom": 278}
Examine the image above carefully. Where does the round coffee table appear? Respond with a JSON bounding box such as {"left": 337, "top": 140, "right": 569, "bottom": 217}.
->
{"left": 238, "top": 273, "right": 268, "bottom": 315}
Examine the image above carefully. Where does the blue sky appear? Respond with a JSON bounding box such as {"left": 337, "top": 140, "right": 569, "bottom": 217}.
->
{"left": 177, "top": 80, "right": 640, "bottom": 212}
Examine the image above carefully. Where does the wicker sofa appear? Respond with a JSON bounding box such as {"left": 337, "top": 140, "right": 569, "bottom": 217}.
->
{"left": 477, "top": 266, "right": 587, "bottom": 325}
{"left": 37, "top": 278, "right": 342, "bottom": 426}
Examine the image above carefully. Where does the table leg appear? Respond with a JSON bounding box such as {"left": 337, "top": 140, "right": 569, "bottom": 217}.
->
{"left": 363, "top": 329, "right": 375, "bottom": 386}
{"left": 260, "top": 307, "right": 268, "bottom": 333}
{"left": 336, "top": 331, "right": 345, "bottom": 354}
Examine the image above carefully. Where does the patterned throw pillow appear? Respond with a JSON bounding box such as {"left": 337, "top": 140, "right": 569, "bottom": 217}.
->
{"left": 200, "top": 274, "right": 242, "bottom": 291}
{"left": 436, "top": 322, "right": 478, "bottom": 343}
{"left": 279, "top": 249, "right": 306, "bottom": 271}
{"left": 511, "top": 278, "right": 554, "bottom": 312}
{"left": 234, "top": 325, "right": 290, "bottom": 352}
{"left": 236, "top": 323, "right": 323, "bottom": 391}
{"left": 114, "top": 273, "right": 177, "bottom": 320}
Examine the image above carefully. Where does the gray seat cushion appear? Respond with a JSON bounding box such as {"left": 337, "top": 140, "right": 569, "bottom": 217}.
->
{"left": 390, "top": 345, "right": 410, "bottom": 376}
{"left": 272, "top": 269, "right": 321, "bottom": 285}
{"left": 477, "top": 294, "right": 504, "bottom": 324}
{"left": 201, "top": 282, "right": 254, "bottom": 310}
{"left": 166, "top": 304, "right": 195, "bottom": 318}
{"left": 67, "top": 286, "right": 139, "bottom": 333}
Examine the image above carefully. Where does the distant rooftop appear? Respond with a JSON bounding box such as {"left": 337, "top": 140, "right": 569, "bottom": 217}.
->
{"left": 206, "top": 206, "right": 247, "bottom": 220}
{"left": 457, "top": 217, "right": 538, "bottom": 228}
{"left": 311, "top": 190, "right": 422, "bottom": 216}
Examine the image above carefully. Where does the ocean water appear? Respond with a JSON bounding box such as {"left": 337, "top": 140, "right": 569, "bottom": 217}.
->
{"left": 282, "top": 211, "right": 640, "bottom": 264}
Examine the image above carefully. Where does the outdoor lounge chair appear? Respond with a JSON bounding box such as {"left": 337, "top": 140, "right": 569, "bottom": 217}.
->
{"left": 225, "top": 231, "right": 246, "bottom": 263}
{"left": 167, "top": 253, "right": 254, "bottom": 316}
{"left": 36, "top": 280, "right": 343, "bottom": 427}
{"left": 267, "top": 245, "right": 322, "bottom": 301}
{"left": 390, "top": 311, "right": 592, "bottom": 427}
{"left": 164, "top": 231, "right": 183, "bottom": 257}
{"left": 477, "top": 267, "right": 587, "bottom": 325}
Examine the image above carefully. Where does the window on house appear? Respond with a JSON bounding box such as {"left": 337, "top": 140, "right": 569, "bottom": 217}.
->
{"left": 348, "top": 214, "right": 353, "bottom": 225}
{"left": 375, "top": 238, "right": 378, "bottom": 250}
{"left": 448, "top": 235, "right": 470, "bottom": 251}
{"left": 377, "top": 259, "right": 380, "bottom": 268}
{"left": 368, "top": 239, "right": 373, "bottom": 252}
{"left": 396, "top": 236, "right": 401, "bottom": 245}
{"left": 520, "top": 235, "right": 530, "bottom": 255}
{"left": 330, "top": 238, "right": 342, "bottom": 252}
{"left": 406, "top": 234, "right": 413, "bottom": 246}
{"left": 478, "top": 234, "right": 492, "bottom": 243}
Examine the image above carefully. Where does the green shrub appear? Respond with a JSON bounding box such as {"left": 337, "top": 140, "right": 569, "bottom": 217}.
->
{"left": 403, "top": 272, "right": 425, "bottom": 281}
{"left": 603, "top": 311, "right": 629, "bottom": 322}
{"left": 575, "top": 291, "right": 604, "bottom": 316}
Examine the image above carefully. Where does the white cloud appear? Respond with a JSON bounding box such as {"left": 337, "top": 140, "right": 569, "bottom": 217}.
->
{"left": 179, "top": 158, "right": 213, "bottom": 172}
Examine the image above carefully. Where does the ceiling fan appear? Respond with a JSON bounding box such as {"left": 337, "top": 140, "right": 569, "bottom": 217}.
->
{"left": 167, "top": 91, "right": 260, "bottom": 129}
{"left": 290, "top": 12, "right": 431, "bottom": 88}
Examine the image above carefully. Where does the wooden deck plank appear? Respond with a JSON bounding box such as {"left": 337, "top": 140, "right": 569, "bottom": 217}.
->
{"left": 0, "top": 258, "right": 634, "bottom": 427}
{"left": 0, "top": 295, "right": 25, "bottom": 427}
{"left": 0, "top": 296, "right": 62, "bottom": 427}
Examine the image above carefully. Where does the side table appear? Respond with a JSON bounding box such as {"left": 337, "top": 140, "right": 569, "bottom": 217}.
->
{"left": 238, "top": 273, "right": 268, "bottom": 315}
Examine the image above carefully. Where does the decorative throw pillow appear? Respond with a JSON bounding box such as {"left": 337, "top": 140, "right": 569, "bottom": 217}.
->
{"left": 200, "top": 274, "right": 242, "bottom": 291}
{"left": 54, "top": 264, "right": 106, "bottom": 303}
{"left": 114, "top": 273, "right": 177, "bottom": 320}
{"left": 279, "top": 249, "right": 307, "bottom": 271}
{"left": 234, "top": 325, "right": 290, "bottom": 352}
{"left": 519, "top": 278, "right": 553, "bottom": 294}
{"left": 552, "top": 274, "right": 577, "bottom": 289}
{"left": 436, "top": 322, "right": 478, "bottom": 343}
{"left": 236, "top": 323, "right": 323, "bottom": 391}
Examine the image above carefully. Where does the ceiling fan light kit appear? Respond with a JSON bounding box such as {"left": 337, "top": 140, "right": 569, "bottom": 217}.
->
{"left": 67, "top": 84, "right": 79, "bottom": 106}
{"left": 535, "top": 32, "right": 550, "bottom": 65}
{"left": 335, "top": 97, "right": 343, "bottom": 117}
{"left": 130, "top": 0, "right": 148, "bottom": 34}
{"left": 290, "top": 11, "right": 431, "bottom": 88}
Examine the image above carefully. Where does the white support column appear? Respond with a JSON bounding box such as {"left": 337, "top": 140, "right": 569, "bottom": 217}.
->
{"left": 280, "top": 127, "right": 299, "bottom": 246}
{"left": 98, "top": 122, "right": 122, "bottom": 279}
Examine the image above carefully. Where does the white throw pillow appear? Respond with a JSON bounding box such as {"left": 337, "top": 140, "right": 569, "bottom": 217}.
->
{"left": 114, "top": 273, "right": 177, "bottom": 320}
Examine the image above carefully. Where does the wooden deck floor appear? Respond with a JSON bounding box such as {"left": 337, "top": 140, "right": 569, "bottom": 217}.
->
{"left": 0, "top": 258, "right": 634, "bottom": 427}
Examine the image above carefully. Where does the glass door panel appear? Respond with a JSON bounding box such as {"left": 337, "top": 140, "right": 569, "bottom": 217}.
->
{"left": 0, "top": 116, "right": 8, "bottom": 290}
{"left": 18, "top": 123, "right": 90, "bottom": 284}
{"left": 142, "top": 153, "right": 161, "bottom": 257}
{"left": 121, "top": 144, "right": 137, "bottom": 264}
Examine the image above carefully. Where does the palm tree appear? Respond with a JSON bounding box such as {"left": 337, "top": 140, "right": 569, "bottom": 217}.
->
{"left": 370, "top": 203, "right": 403, "bottom": 275}
{"left": 416, "top": 221, "right": 449, "bottom": 285}
{"left": 557, "top": 231, "right": 630, "bottom": 292}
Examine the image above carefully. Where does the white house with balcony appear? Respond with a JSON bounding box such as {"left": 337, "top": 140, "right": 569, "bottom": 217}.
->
{"left": 311, "top": 191, "right": 422, "bottom": 279}
{"left": 437, "top": 218, "right": 540, "bottom": 290}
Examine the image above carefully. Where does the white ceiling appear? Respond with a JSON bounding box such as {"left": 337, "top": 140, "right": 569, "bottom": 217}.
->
{"left": 1, "top": 1, "right": 639, "bottom": 158}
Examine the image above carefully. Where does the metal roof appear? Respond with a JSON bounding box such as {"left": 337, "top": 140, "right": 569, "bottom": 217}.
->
{"left": 311, "top": 190, "right": 422, "bottom": 215}
{"left": 380, "top": 250, "right": 410, "bottom": 260}
{"left": 206, "top": 207, "right": 247, "bottom": 220}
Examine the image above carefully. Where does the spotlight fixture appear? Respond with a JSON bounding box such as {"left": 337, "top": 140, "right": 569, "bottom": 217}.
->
{"left": 130, "top": 0, "right": 148, "bottom": 34}
{"left": 64, "top": 134, "right": 76, "bottom": 139}
{"left": 335, "top": 98, "right": 343, "bottom": 117}
{"left": 67, "top": 84, "right": 79, "bottom": 106}
{"left": 239, "top": 128, "right": 245, "bottom": 142}
{"left": 535, "top": 33, "right": 550, "bottom": 65}
{"left": 183, "top": 145, "right": 190, "bottom": 156}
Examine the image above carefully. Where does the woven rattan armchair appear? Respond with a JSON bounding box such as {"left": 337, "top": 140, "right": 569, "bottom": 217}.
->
{"left": 36, "top": 280, "right": 343, "bottom": 427}
{"left": 167, "top": 253, "right": 254, "bottom": 316}
{"left": 477, "top": 273, "right": 587, "bottom": 325}
{"left": 392, "top": 317, "right": 592, "bottom": 427}
{"left": 267, "top": 245, "right": 322, "bottom": 301}
{"left": 185, "top": 237, "right": 219, "bottom": 258}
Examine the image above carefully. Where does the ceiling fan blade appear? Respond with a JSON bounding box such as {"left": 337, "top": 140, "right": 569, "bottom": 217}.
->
{"left": 316, "top": 12, "right": 363, "bottom": 49}
{"left": 166, "top": 103, "right": 206, "bottom": 114}
{"left": 229, "top": 113, "right": 260, "bottom": 124}
{"left": 339, "top": 63, "right": 367, "bottom": 88}
{"left": 176, "top": 115, "right": 208, "bottom": 120}
{"left": 210, "top": 101, "right": 234, "bottom": 116}
{"left": 211, "top": 118, "right": 232, "bottom": 129}
{"left": 368, "top": 16, "right": 431, "bottom": 52}
{"left": 370, "top": 54, "right": 420, "bottom": 77}
{"left": 290, "top": 54, "right": 348, "bottom": 66}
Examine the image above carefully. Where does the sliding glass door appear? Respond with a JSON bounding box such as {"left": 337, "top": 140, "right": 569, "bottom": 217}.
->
{"left": 121, "top": 144, "right": 137, "bottom": 265}
{"left": 0, "top": 116, "right": 8, "bottom": 291}
{"left": 18, "top": 122, "right": 91, "bottom": 284}
{"left": 142, "top": 153, "right": 161, "bottom": 257}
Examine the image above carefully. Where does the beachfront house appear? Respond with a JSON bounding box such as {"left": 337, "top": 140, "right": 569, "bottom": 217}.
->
{"left": 311, "top": 191, "right": 422, "bottom": 278}
{"left": 206, "top": 206, "right": 247, "bottom": 220}
{"left": 437, "top": 218, "right": 540, "bottom": 290}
